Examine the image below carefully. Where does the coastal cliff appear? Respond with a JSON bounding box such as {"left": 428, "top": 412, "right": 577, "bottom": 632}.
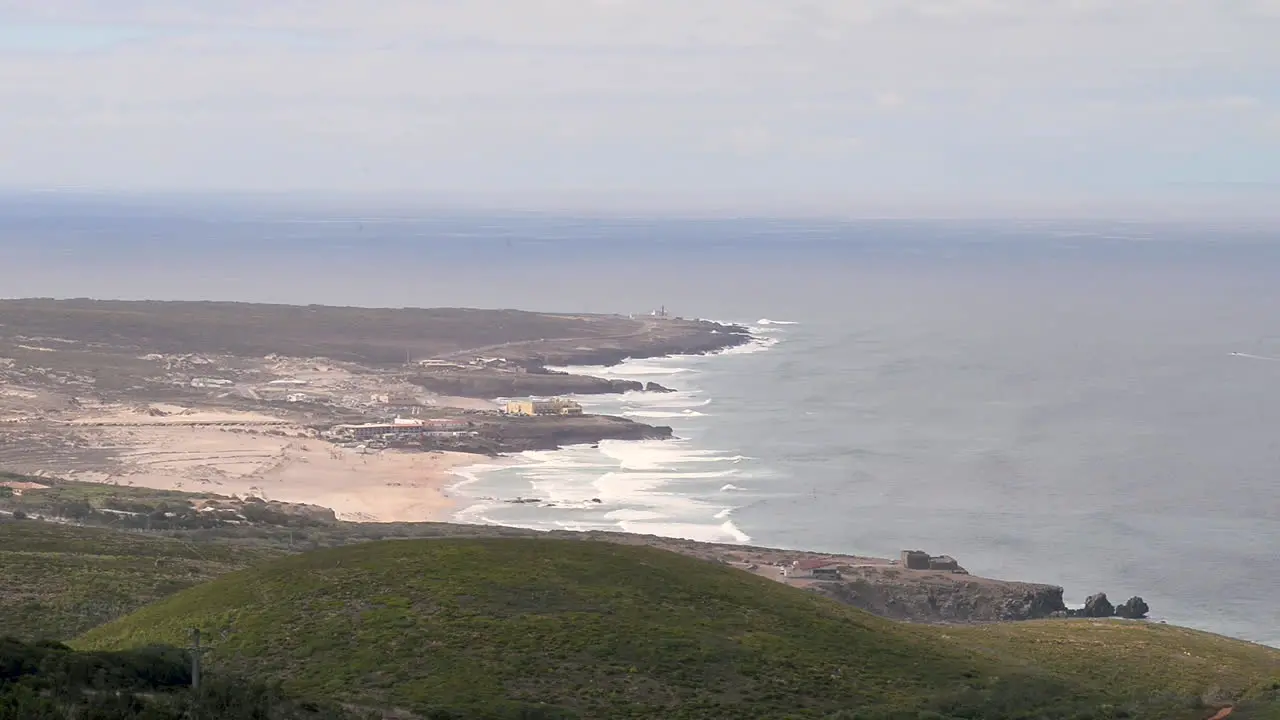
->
{"left": 815, "top": 568, "right": 1067, "bottom": 623}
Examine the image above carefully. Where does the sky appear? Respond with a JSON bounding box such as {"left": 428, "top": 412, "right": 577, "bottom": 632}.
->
{"left": 0, "top": 1, "right": 1278, "bottom": 216}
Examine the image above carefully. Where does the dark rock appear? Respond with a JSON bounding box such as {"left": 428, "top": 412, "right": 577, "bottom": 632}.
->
{"left": 1082, "top": 592, "right": 1115, "bottom": 618}
{"left": 816, "top": 573, "right": 1066, "bottom": 623}
{"left": 590, "top": 498, "right": 602, "bottom": 504}
{"left": 927, "top": 555, "right": 963, "bottom": 572}
{"left": 900, "top": 550, "right": 931, "bottom": 570}
{"left": 644, "top": 382, "right": 677, "bottom": 393}
{"left": 1115, "top": 596, "right": 1150, "bottom": 619}
{"left": 475, "top": 414, "right": 673, "bottom": 452}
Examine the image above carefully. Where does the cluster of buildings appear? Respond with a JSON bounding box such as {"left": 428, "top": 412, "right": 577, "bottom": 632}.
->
{"left": 776, "top": 550, "right": 966, "bottom": 582}
{"left": 190, "top": 377, "right": 233, "bottom": 389}
{"left": 899, "top": 550, "right": 963, "bottom": 572}
{"left": 780, "top": 559, "right": 844, "bottom": 580}
{"left": 418, "top": 356, "right": 526, "bottom": 372}
{"left": 326, "top": 417, "right": 473, "bottom": 441}
{"left": 503, "top": 398, "right": 583, "bottom": 417}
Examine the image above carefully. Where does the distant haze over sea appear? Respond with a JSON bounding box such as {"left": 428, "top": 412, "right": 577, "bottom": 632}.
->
{"left": 2, "top": 195, "right": 1278, "bottom": 647}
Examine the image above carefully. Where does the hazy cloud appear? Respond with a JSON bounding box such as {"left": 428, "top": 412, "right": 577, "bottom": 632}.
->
{"left": 0, "top": 1, "right": 1276, "bottom": 213}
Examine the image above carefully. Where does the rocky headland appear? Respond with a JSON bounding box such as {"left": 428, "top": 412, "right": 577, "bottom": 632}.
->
{"left": 432, "top": 316, "right": 754, "bottom": 369}
{"left": 410, "top": 315, "right": 751, "bottom": 398}
{"left": 408, "top": 369, "right": 688, "bottom": 400}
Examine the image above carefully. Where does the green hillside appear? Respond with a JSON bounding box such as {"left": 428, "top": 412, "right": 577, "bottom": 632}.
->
{"left": 0, "top": 520, "right": 280, "bottom": 641}
{"left": 76, "top": 537, "right": 1280, "bottom": 720}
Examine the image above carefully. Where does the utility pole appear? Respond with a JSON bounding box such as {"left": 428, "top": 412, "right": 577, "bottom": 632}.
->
{"left": 188, "top": 628, "right": 208, "bottom": 691}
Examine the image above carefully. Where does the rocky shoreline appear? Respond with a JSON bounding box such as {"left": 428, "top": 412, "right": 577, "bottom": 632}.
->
{"left": 414, "top": 413, "right": 673, "bottom": 455}
{"left": 0, "top": 301, "right": 1148, "bottom": 627}
{"left": 526, "top": 318, "right": 754, "bottom": 368}
{"left": 411, "top": 317, "right": 752, "bottom": 399}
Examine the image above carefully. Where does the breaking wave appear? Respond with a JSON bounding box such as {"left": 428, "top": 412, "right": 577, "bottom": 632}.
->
{"left": 623, "top": 409, "right": 708, "bottom": 419}
{"left": 449, "top": 316, "right": 795, "bottom": 545}
{"left": 1230, "top": 352, "right": 1280, "bottom": 362}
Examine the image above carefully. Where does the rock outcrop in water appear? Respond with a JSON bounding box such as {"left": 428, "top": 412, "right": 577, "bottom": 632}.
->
{"left": 644, "top": 382, "right": 677, "bottom": 393}
{"left": 472, "top": 414, "right": 672, "bottom": 452}
{"left": 1081, "top": 592, "right": 1115, "bottom": 618}
{"left": 1115, "top": 596, "right": 1151, "bottom": 619}
{"left": 1054, "top": 592, "right": 1151, "bottom": 620}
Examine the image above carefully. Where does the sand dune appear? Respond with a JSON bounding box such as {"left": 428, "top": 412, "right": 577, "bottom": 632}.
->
{"left": 73, "top": 424, "right": 486, "bottom": 522}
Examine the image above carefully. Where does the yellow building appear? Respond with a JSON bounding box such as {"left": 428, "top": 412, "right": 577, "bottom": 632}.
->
{"left": 505, "top": 398, "right": 583, "bottom": 416}
{"left": 505, "top": 400, "right": 536, "bottom": 416}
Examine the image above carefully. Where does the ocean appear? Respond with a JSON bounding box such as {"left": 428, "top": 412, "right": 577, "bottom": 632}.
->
{"left": 2, "top": 198, "right": 1278, "bottom": 646}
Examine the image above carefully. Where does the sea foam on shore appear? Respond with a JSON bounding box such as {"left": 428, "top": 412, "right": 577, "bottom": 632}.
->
{"left": 447, "top": 320, "right": 787, "bottom": 544}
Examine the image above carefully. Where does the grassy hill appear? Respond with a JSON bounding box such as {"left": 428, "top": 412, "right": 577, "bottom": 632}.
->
{"left": 76, "top": 537, "right": 1280, "bottom": 720}
{"left": 0, "top": 519, "right": 281, "bottom": 641}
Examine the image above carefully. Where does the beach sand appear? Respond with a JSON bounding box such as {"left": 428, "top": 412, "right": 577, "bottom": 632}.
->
{"left": 69, "top": 419, "right": 491, "bottom": 522}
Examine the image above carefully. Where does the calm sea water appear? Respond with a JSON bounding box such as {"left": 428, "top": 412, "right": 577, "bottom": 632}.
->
{"left": 2, "top": 198, "right": 1278, "bottom": 645}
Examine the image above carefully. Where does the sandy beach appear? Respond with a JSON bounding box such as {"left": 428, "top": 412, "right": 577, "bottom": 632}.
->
{"left": 57, "top": 407, "right": 495, "bottom": 522}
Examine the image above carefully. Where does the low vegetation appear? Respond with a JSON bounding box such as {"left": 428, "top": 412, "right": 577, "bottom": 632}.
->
{"left": 4, "top": 485, "right": 1277, "bottom": 719}
{"left": 0, "top": 636, "right": 372, "bottom": 719}
{"left": 77, "top": 537, "right": 1280, "bottom": 720}
{"left": 952, "top": 620, "right": 1280, "bottom": 703}
{"left": 0, "top": 519, "right": 280, "bottom": 641}
{"left": 0, "top": 299, "right": 644, "bottom": 365}
{"left": 0, "top": 474, "right": 335, "bottom": 531}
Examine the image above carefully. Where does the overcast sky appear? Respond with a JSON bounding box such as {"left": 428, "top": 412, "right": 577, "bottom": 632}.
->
{"left": 0, "top": 1, "right": 1278, "bottom": 216}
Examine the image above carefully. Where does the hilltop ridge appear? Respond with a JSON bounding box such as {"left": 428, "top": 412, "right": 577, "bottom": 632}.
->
{"left": 75, "top": 537, "right": 1280, "bottom": 720}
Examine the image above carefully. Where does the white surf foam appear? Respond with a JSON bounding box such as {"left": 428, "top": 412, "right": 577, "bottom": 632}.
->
{"left": 607, "top": 392, "right": 710, "bottom": 408}
{"left": 597, "top": 439, "right": 750, "bottom": 471}
{"left": 617, "top": 519, "right": 752, "bottom": 544}
{"left": 607, "top": 470, "right": 739, "bottom": 481}
{"left": 447, "top": 462, "right": 508, "bottom": 491}
{"left": 721, "top": 520, "right": 752, "bottom": 543}
{"left": 604, "top": 508, "right": 667, "bottom": 522}
{"left": 551, "top": 520, "right": 605, "bottom": 531}
{"left": 545, "top": 362, "right": 693, "bottom": 379}
{"left": 451, "top": 317, "right": 789, "bottom": 546}
{"left": 622, "top": 409, "right": 708, "bottom": 419}
{"left": 1230, "top": 352, "right": 1280, "bottom": 362}
{"left": 715, "top": 337, "right": 779, "bottom": 355}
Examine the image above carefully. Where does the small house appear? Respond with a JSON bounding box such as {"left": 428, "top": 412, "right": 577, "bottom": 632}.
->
{"left": 900, "top": 550, "right": 931, "bottom": 570}
{"left": 928, "top": 555, "right": 961, "bottom": 572}
{"left": 781, "top": 559, "right": 843, "bottom": 580}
